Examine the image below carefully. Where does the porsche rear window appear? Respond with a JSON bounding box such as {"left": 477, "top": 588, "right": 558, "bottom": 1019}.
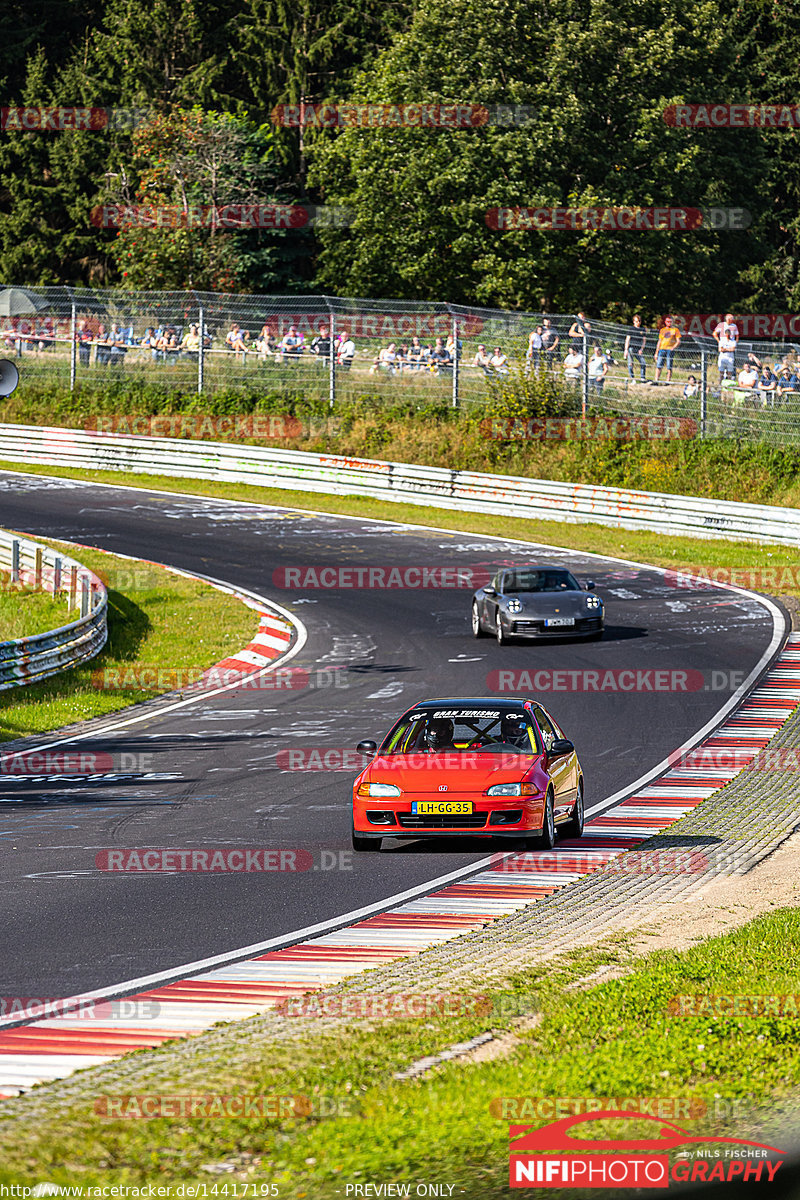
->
{"left": 381, "top": 710, "right": 542, "bottom": 754}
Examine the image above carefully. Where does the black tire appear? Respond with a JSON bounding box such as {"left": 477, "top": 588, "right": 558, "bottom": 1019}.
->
{"left": 561, "top": 780, "right": 584, "bottom": 839}
{"left": 352, "top": 826, "right": 381, "bottom": 852}
{"left": 536, "top": 789, "right": 556, "bottom": 849}
{"left": 471, "top": 602, "right": 485, "bottom": 638}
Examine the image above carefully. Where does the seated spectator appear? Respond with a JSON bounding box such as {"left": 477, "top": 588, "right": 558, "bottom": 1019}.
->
{"left": 777, "top": 367, "right": 799, "bottom": 399}
{"left": 446, "top": 332, "right": 461, "bottom": 361}
{"left": 526, "top": 325, "right": 543, "bottom": 372}
{"left": 587, "top": 344, "right": 608, "bottom": 394}
{"left": 395, "top": 343, "right": 409, "bottom": 371}
{"left": 759, "top": 367, "right": 778, "bottom": 406}
{"left": 255, "top": 324, "right": 276, "bottom": 360}
{"left": 370, "top": 342, "right": 398, "bottom": 374}
{"left": 473, "top": 344, "right": 492, "bottom": 373}
{"left": 683, "top": 375, "right": 699, "bottom": 400}
{"left": 406, "top": 336, "right": 423, "bottom": 370}
{"left": 226, "top": 323, "right": 250, "bottom": 358}
{"left": 94, "top": 322, "right": 109, "bottom": 365}
{"left": 428, "top": 337, "right": 452, "bottom": 372}
{"left": 737, "top": 362, "right": 758, "bottom": 389}
{"left": 489, "top": 346, "right": 509, "bottom": 375}
{"left": 105, "top": 324, "right": 129, "bottom": 366}
{"left": 181, "top": 324, "right": 201, "bottom": 355}
{"left": 563, "top": 346, "right": 583, "bottom": 381}
{"left": 278, "top": 325, "right": 304, "bottom": 359}
{"left": 336, "top": 328, "right": 355, "bottom": 369}
{"left": 310, "top": 323, "right": 332, "bottom": 360}
{"left": 156, "top": 327, "right": 179, "bottom": 361}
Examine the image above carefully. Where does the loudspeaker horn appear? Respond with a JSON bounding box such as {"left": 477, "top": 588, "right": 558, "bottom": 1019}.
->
{"left": 0, "top": 360, "right": 19, "bottom": 397}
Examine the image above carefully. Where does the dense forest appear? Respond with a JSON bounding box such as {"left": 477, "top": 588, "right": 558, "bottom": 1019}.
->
{"left": 2, "top": 0, "right": 800, "bottom": 316}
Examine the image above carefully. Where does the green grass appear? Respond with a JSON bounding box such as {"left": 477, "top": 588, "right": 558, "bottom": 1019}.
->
{"left": 0, "top": 457, "right": 798, "bottom": 595}
{"left": 0, "top": 913, "right": 798, "bottom": 1196}
{"left": 0, "top": 569, "right": 79, "bottom": 639}
{"left": 0, "top": 538, "right": 258, "bottom": 740}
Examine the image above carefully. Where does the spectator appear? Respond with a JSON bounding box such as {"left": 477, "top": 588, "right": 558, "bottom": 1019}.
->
{"left": 75, "top": 318, "right": 93, "bottom": 366}
{"left": 181, "top": 324, "right": 201, "bottom": 356}
{"left": 713, "top": 312, "right": 739, "bottom": 382}
{"left": 255, "top": 324, "right": 276, "bottom": 360}
{"left": 776, "top": 366, "right": 798, "bottom": 400}
{"left": 336, "top": 328, "right": 355, "bottom": 368}
{"left": 473, "top": 344, "right": 492, "bottom": 373}
{"left": 587, "top": 344, "right": 608, "bottom": 394}
{"left": 278, "top": 325, "right": 304, "bottom": 360}
{"left": 683, "top": 375, "right": 699, "bottom": 400}
{"left": 758, "top": 366, "right": 778, "bottom": 407}
{"left": 526, "top": 325, "right": 543, "bottom": 373}
{"left": 541, "top": 318, "right": 560, "bottom": 367}
{"left": 489, "top": 346, "right": 509, "bottom": 375}
{"left": 429, "top": 337, "right": 452, "bottom": 372}
{"left": 370, "top": 342, "right": 398, "bottom": 374}
{"left": 226, "top": 323, "right": 250, "bottom": 360}
{"left": 406, "top": 336, "right": 423, "bottom": 370}
{"left": 563, "top": 346, "right": 583, "bottom": 382}
{"left": 310, "top": 323, "right": 332, "bottom": 361}
{"left": 446, "top": 332, "right": 461, "bottom": 360}
{"left": 737, "top": 362, "right": 758, "bottom": 390}
{"left": 654, "top": 316, "right": 681, "bottom": 383}
{"left": 105, "top": 323, "right": 129, "bottom": 366}
{"left": 395, "top": 343, "right": 409, "bottom": 371}
{"left": 94, "top": 322, "right": 109, "bottom": 365}
{"left": 568, "top": 311, "right": 592, "bottom": 351}
{"left": 624, "top": 314, "right": 648, "bottom": 382}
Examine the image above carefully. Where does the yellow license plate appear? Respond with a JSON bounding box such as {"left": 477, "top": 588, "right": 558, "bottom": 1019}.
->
{"left": 412, "top": 801, "right": 474, "bottom": 815}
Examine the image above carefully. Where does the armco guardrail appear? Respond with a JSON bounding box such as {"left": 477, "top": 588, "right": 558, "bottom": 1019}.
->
{"left": 0, "top": 422, "right": 799, "bottom": 546}
{"left": 0, "top": 528, "right": 107, "bottom": 690}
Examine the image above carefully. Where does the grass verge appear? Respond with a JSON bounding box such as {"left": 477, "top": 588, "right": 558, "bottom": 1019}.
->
{"left": 0, "top": 568, "right": 78, "bottom": 639}
{"left": 0, "top": 537, "right": 258, "bottom": 740}
{"left": 0, "top": 912, "right": 798, "bottom": 1196}
{"left": 1, "top": 457, "right": 798, "bottom": 595}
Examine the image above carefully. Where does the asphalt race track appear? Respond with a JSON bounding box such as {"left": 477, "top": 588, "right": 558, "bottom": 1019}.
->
{"left": 0, "top": 471, "right": 783, "bottom": 1000}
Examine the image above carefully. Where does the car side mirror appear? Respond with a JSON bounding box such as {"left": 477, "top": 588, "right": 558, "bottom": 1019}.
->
{"left": 585, "top": 580, "right": 595, "bottom": 591}
{"left": 356, "top": 740, "right": 378, "bottom": 757}
{"left": 484, "top": 585, "right": 496, "bottom": 596}
{"left": 549, "top": 738, "right": 574, "bottom": 757}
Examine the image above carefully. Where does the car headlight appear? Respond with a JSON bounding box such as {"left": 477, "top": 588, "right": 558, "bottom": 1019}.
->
{"left": 507, "top": 598, "right": 523, "bottom": 613}
{"left": 585, "top": 595, "right": 602, "bottom": 609}
{"left": 356, "top": 782, "right": 401, "bottom": 798}
{"left": 487, "top": 781, "right": 537, "bottom": 797}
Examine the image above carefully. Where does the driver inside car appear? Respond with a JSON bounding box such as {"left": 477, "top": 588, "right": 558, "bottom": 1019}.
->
{"left": 424, "top": 718, "right": 457, "bottom": 752}
{"left": 500, "top": 714, "right": 532, "bottom": 750}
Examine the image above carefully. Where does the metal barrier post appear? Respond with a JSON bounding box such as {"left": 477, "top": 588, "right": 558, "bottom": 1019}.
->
{"left": 11, "top": 539, "right": 19, "bottom": 584}
{"left": 700, "top": 343, "right": 708, "bottom": 438}
{"left": 34, "top": 547, "right": 42, "bottom": 589}
{"left": 69, "top": 564, "right": 77, "bottom": 608}
{"left": 69, "top": 299, "right": 77, "bottom": 393}
{"left": 329, "top": 309, "right": 336, "bottom": 409}
{"left": 80, "top": 577, "right": 90, "bottom": 618}
{"left": 53, "top": 557, "right": 62, "bottom": 597}
{"left": 198, "top": 305, "right": 205, "bottom": 394}
{"left": 452, "top": 315, "right": 459, "bottom": 408}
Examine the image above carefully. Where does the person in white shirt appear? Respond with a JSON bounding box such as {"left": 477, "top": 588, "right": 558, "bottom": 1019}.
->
{"left": 683, "top": 375, "right": 699, "bottom": 399}
{"left": 336, "top": 329, "right": 355, "bottom": 367}
{"left": 370, "top": 343, "right": 398, "bottom": 374}
{"left": 587, "top": 345, "right": 608, "bottom": 394}
{"left": 489, "top": 347, "right": 509, "bottom": 374}
{"left": 563, "top": 348, "right": 583, "bottom": 380}
{"left": 473, "top": 344, "right": 492, "bottom": 372}
{"left": 737, "top": 363, "right": 758, "bottom": 389}
{"left": 713, "top": 312, "right": 739, "bottom": 382}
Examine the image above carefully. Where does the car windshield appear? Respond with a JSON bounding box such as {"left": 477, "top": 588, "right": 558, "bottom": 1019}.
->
{"left": 381, "top": 708, "right": 541, "bottom": 755}
{"left": 502, "top": 569, "right": 581, "bottom": 593}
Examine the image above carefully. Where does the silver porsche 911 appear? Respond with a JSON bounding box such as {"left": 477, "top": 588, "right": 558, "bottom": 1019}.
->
{"left": 472, "top": 566, "right": 604, "bottom": 644}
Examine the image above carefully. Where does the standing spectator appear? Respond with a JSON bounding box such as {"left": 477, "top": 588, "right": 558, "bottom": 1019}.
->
{"left": 587, "top": 344, "right": 608, "bottom": 394}
{"left": 446, "top": 332, "right": 461, "bottom": 361}
{"left": 541, "top": 319, "right": 560, "bottom": 368}
{"left": 310, "top": 323, "right": 332, "bottom": 361}
{"left": 526, "top": 325, "right": 543, "bottom": 373}
{"left": 713, "top": 312, "right": 739, "bottom": 382}
{"left": 563, "top": 346, "right": 583, "bottom": 382}
{"left": 489, "top": 346, "right": 509, "bottom": 375}
{"left": 336, "top": 328, "right": 355, "bottom": 368}
{"left": 654, "top": 316, "right": 681, "bottom": 383}
{"left": 568, "top": 312, "right": 592, "bottom": 351}
{"left": 75, "top": 318, "right": 93, "bottom": 367}
{"left": 624, "top": 314, "right": 648, "bottom": 382}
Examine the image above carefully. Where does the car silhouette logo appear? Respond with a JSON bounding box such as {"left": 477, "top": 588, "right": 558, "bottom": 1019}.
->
{"left": 439, "top": 785, "right": 448, "bottom": 792}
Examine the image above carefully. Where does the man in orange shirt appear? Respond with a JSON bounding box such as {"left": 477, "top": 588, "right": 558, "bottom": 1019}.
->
{"left": 654, "top": 315, "right": 681, "bottom": 383}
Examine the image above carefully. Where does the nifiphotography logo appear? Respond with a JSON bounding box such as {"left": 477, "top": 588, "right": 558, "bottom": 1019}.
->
{"left": 508, "top": 1110, "right": 785, "bottom": 1188}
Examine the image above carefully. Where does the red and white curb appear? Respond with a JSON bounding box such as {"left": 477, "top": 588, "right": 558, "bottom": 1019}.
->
{"left": 209, "top": 610, "right": 293, "bottom": 676}
{"left": 0, "top": 635, "right": 798, "bottom": 1099}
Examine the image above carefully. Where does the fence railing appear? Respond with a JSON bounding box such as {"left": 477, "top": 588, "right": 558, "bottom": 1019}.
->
{"left": 0, "top": 529, "right": 107, "bottom": 690}
{"left": 0, "top": 423, "right": 798, "bottom": 547}
{"left": 4, "top": 285, "right": 800, "bottom": 441}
